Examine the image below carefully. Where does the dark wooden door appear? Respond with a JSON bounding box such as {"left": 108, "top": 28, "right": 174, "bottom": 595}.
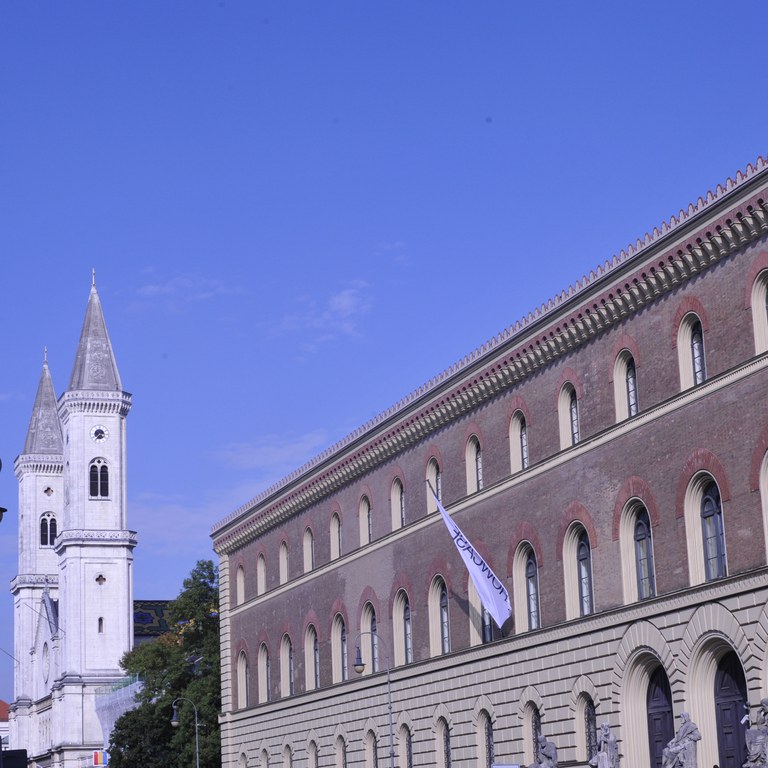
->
{"left": 647, "top": 666, "right": 674, "bottom": 768}
{"left": 715, "top": 651, "right": 748, "bottom": 768}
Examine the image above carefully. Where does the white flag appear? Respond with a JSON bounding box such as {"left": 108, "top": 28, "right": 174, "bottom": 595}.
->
{"left": 430, "top": 488, "right": 512, "bottom": 628}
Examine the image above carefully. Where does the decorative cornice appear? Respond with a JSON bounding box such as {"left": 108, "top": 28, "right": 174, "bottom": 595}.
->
{"left": 58, "top": 390, "right": 132, "bottom": 418}
{"left": 54, "top": 529, "right": 138, "bottom": 550}
{"left": 10, "top": 574, "right": 59, "bottom": 593}
{"left": 14, "top": 454, "right": 64, "bottom": 478}
{"left": 212, "top": 157, "right": 768, "bottom": 549}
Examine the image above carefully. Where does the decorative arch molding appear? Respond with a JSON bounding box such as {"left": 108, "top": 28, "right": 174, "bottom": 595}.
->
{"left": 356, "top": 586, "right": 382, "bottom": 622}
{"left": 671, "top": 296, "right": 710, "bottom": 347}
{"left": 506, "top": 395, "right": 533, "bottom": 428}
{"left": 611, "top": 476, "right": 662, "bottom": 541}
{"left": 387, "top": 573, "right": 415, "bottom": 618}
{"left": 472, "top": 694, "right": 497, "bottom": 724}
{"left": 750, "top": 600, "right": 768, "bottom": 702}
{"left": 556, "top": 502, "right": 599, "bottom": 560}
{"left": 431, "top": 702, "right": 453, "bottom": 731}
{"left": 462, "top": 420, "right": 486, "bottom": 445}
{"left": 332, "top": 723, "right": 348, "bottom": 744}
{"left": 567, "top": 674, "right": 601, "bottom": 715}
{"left": 357, "top": 484, "right": 373, "bottom": 506}
{"left": 608, "top": 333, "right": 642, "bottom": 381}
{"left": 395, "top": 709, "right": 414, "bottom": 732}
{"left": 362, "top": 716, "right": 379, "bottom": 739}
{"left": 517, "top": 685, "right": 545, "bottom": 721}
{"left": 508, "top": 522, "right": 545, "bottom": 573}
{"left": 675, "top": 448, "right": 732, "bottom": 517}
{"left": 423, "top": 557, "right": 454, "bottom": 599}
{"left": 423, "top": 445, "right": 446, "bottom": 474}
{"left": 328, "top": 502, "right": 343, "bottom": 525}
{"left": 234, "top": 636, "right": 251, "bottom": 657}
{"left": 385, "top": 464, "right": 406, "bottom": 487}
{"left": 743, "top": 251, "right": 768, "bottom": 308}
{"left": 255, "top": 628, "right": 271, "bottom": 649}
{"left": 305, "top": 730, "right": 320, "bottom": 759}
{"left": 256, "top": 740, "right": 271, "bottom": 766}
{"left": 552, "top": 366, "right": 584, "bottom": 406}
{"left": 302, "top": 610, "right": 322, "bottom": 640}
{"left": 327, "top": 601, "right": 349, "bottom": 637}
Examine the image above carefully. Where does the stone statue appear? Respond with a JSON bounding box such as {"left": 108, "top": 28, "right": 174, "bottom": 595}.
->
{"left": 529, "top": 734, "right": 558, "bottom": 768}
{"left": 590, "top": 722, "right": 619, "bottom": 768}
{"left": 662, "top": 712, "right": 701, "bottom": 768}
{"left": 744, "top": 698, "right": 768, "bottom": 768}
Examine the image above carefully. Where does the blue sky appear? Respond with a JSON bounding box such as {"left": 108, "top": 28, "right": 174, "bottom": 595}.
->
{"left": 0, "top": 1, "right": 766, "bottom": 700}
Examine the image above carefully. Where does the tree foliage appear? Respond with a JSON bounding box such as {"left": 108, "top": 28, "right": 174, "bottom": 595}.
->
{"left": 108, "top": 560, "right": 221, "bottom": 768}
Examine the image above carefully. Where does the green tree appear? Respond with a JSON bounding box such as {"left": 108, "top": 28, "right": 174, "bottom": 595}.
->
{"left": 108, "top": 560, "right": 221, "bottom": 768}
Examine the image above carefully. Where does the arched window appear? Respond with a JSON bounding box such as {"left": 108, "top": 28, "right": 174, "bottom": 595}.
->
{"left": 429, "top": 577, "right": 450, "bottom": 656}
{"left": 332, "top": 614, "right": 348, "bottom": 683}
{"left": 256, "top": 554, "right": 266, "bottom": 596}
{"left": 510, "top": 411, "right": 529, "bottom": 472}
{"left": 237, "top": 650, "right": 249, "bottom": 708}
{"left": 577, "top": 531, "right": 593, "bottom": 616}
{"left": 427, "top": 459, "right": 442, "bottom": 513}
{"left": 258, "top": 643, "right": 270, "bottom": 703}
{"left": 751, "top": 271, "right": 768, "bottom": 354}
{"left": 89, "top": 459, "right": 109, "bottom": 497}
{"left": 335, "top": 736, "right": 347, "bottom": 768}
{"left": 468, "top": 577, "right": 495, "bottom": 646}
{"left": 436, "top": 717, "right": 452, "bottom": 768}
{"left": 523, "top": 703, "right": 542, "bottom": 766}
{"left": 308, "top": 741, "right": 319, "bottom": 768}
{"left": 391, "top": 478, "right": 406, "bottom": 530}
{"left": 236, "top": 565, "right": 245, "bottom": 605}
{"left": 260, "top": 749, "right": 270, "bottom": 768}
{"left": 701, "top": 480, "right": 726, "bottom": 580}
{"left": 634, "top": 507, "right": 656, "bottom": 599}
{"left": 40, "top": 513, "right": 57, "bottom": 547}
{"left": 513, "top": 543, "right": 540, "bottom": 632}
{"left": 477, "top": 710, "right": 494, "bottom": 768}
{"left": 279, "top": 541, "right": 289, "bottom": 585}
{"left": 365, "top": 730, "right": 379, "bottom": 768}
{"left": 282, "top": 746, "right": 292, "bottom": 768}
{"left": 303, "top": 528, "right": 314, "bottom": 573}
{"left": 359, "top": 496, "right": 372, "bottom": 546}
{"left": 393, "top": 590, "right": 413, "bottom": 666}
{"left": 280, "top": 634, "right": 294, "bottom": 696}
{"left": 678, "top": 313, "right": 707, "bottom": 389}
{"left": 563, "top": 524, "right": 594, "bottom": 619}
{"left": 399, "top": 724, "right": 413, "bottom": 768}
{"left": 305, "top": 624, "right": 319, "bottom": 691}
{"left": 614, "top": 351, "right": 639, "bottom": 421}
{"left": 583, "top": 696, "right": 597, "bottom": 762}
{"left": 330, "top": 513, "right": 342, "bottom": 560}
{"left": 360, "top": 603, "right": 379, "bottom": 673}
{"left": 465, "top": 436, "right": 483, "bottom": 494}
{"left": 558, "top": 384, "right": 580, "bottom": 449}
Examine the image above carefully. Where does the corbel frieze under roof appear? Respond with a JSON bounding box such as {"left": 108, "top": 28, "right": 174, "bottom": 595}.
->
{"left": 212, "top": 162, "right": 768, "bottom": 554}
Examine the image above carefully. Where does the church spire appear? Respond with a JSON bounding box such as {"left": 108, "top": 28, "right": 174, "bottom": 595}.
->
{"left": 22, "top": 353, "right": 63, "bottom": 455}
{"left": 68, "top": 278, "right": 122, "bottom": 392}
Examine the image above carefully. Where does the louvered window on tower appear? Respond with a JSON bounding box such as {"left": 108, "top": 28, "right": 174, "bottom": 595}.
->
{"left": 89, "top": 459, "right": 109, "bottom": 498}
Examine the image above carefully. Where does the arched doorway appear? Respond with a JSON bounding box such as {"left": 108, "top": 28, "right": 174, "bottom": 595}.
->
{"left": 647, "top": 666, "right": 674, "bottom": 768}
{"left": 714, "top": 650, "right": 748, "bottom": 768}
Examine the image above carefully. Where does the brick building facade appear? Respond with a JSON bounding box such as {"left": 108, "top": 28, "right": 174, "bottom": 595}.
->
{"left": 212, "top": 157, "right": 768, "bottom": 768}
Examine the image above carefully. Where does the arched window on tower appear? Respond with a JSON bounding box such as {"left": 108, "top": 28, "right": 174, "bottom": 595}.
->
{"left": 40, "top": 513, "right": 57, "bottom": 547}
{"left": 89, "top": 459, "right": 109, "bottom": 498}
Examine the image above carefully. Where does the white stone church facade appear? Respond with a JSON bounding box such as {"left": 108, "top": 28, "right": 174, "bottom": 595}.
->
{"left": 9, "top": 281, "right": 137, "bottom": 768}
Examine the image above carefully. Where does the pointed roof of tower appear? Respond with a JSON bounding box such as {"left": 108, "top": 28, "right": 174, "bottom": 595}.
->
{"left": 68, "top": 276, "right": 122, "bottom": 392}
{"left": 23, "top": 353, "right": 64, "bottom": 455}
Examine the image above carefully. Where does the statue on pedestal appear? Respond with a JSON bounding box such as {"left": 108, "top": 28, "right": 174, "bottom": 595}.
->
{"left": 744, "top": 699, "right": 768, "bottom": 768}
{"left": 662, "top": 713, "right": 701, "bottom": 768}
{"left": 529, "top": 734, "right": 558, "bottom": 768}
{"left": 590, "top": 723, "right": 619, "bottom": 768}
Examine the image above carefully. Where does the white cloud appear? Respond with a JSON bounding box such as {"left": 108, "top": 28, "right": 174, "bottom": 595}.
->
{"left": 136, "top": 274, "right": 238, "bottom": 303}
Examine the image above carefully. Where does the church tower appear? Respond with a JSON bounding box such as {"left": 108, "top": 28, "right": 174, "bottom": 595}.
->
{"left": 10, "top": 278, "right": 137, "bottom": 768}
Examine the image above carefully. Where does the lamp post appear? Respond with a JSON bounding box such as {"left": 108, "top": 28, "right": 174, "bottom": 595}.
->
{"left": 171, "top": 697, "right": 200, "bottom": 768}
{"left": 354, "top": 631, "right": 395, "bottom": 768}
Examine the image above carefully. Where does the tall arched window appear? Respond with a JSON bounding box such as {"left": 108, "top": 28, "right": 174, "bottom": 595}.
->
{"left": 614, "top": 351, "right": 639, "bottom": 421}
{"left": 437, "top": 717, "right": 452, "bottom": 768}
{"left": 702, "top": 480, "right": 726, "bottom": 580}
{"left": 40, "top": 513, "right": 57, "bottom": 547}
{"left": 279, "top": 541, "right": 289, "bottom": 585}
{"left": 330, "top": 513, "right": 342, "bottom": 560}
{"left": 391, "top": 478, "right": 406, "bottom": 530}
{"left": 477, "top": 710, "right": 494, "bottom": 768}
{"left": 678, "top": 313, "right": 707, "bottom": 389}
{"left": 361, "top": 603, "right": 379, "bottom": 673}
{"left": 365, "top": 730, "right": 379, "bottom": 768}
{"left": 399, "top": 724, "right": 413, "bottom": 768}
{"left": 332, "top": 614, "right": 348, "bottom": 683}
{"left": 577, "top": 531, "right": 594, "bottom": 616}
{"left": 282, "top": 746, "right": 292, "bottom": 768}
{"left": 237, "top": 650, "right": 249, "bottom": 708}
{"left": 751, "top": 271, "right": 768, "bottom": 353}
{"left": 429, "top": 577, "right": 450, "bottom": 656}
{"left": 526, "top": 551, "right": 541, "bottom": 630}
{"left": 427, "top": 459, "right": 442, "bottom": 513}
{"left": 236, "top": 565, "right": 245, "bottom": 605}
{"left": 258, "top": 643, "right": 270, "bottom": 703}
{"left": 582, "top": 696, "right": 597, "bottom": 762}
{"left": 308, "top": 741, "right": 319, "bottom": 768}
{"left": 559, "top": 384, "right": 580, "bottom": 449}
{"left": 513, "top": 543, "right": 540, "bottom": 632}
{"left": 510, "top": 411, "right": 529, "bottom": 472}
{"left": 256, "top": 554, "right": 266, "bottom": 596}
{"left": 634, "top": 507, "right": 656, "bottom": 599}
{"left": 280, "top": 634, "right": 294, "bottom": 696}
{"left": 465, "top": 436, "right": 483, "bottom": 494}
{"left": 261, "top": 749, "right": 270, "bottom": 768}
{"left": 393, "top": 590, "right": 413, "bottom": 666}
{"left": 359, "top": 496, "right": 372, "bottom": 546}
{"left": 335, "top": 736, "right": 347, "bottom": 768}
{"left": 89, "top": 459, "right": 109, "bottom": 498}
{"left": 304, "top": 624, "right": 319, "bottom": 691}
{"left": 303, "top": 528, "right": 314, "bottom": 573}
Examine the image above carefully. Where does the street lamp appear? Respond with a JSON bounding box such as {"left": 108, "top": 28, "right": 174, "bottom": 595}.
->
{"left": 171, "top": 697, "right": 200, "bottom": 768}
{"left": 354, "top": 631, "right": 395, "bottom": 768}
